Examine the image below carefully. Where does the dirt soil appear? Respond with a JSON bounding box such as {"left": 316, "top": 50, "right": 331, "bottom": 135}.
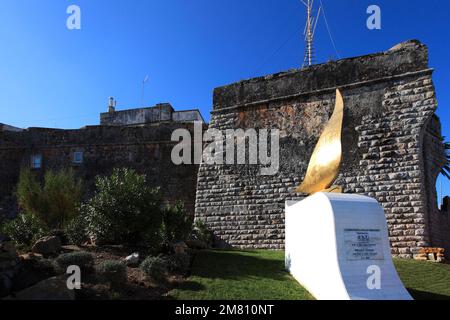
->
{"left": 75, "top": 245, "right": 187, "bottom": 300}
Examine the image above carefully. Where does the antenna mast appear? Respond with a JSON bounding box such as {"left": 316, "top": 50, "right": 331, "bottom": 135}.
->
{"left": 141, "top": 75, "right": 149, "bottom": 107}
{"left": 301, "top": 0, "right": 321, "bottom": 68}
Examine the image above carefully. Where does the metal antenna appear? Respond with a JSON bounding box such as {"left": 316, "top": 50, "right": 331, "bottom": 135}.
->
{"left": 141, "top": 75, "right": 149, "bottom": 107}
{"left": 301, "top": 0, "right": 321, "bottom": 68}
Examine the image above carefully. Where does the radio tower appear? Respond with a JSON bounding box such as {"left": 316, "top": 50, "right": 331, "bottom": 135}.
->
{"left": 301, "top": 0, "right": 321, "bottom": 68}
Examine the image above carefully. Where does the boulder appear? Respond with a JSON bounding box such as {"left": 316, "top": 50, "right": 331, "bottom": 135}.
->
{"left": 185, "top": 239, "right": 208, "bottom": 250}
{"left": 19, "top": 253, "right": 44, "bottom": 261}
{"left": 48, "top": 230, "right": 68, "bottom": 246}
{"left": 0, "top": 273, "right": 13, "bottom": 298}
{"left": 32, "top": 236, "right": 62, "bottom": 255}
{"left": 173, "top": 242, "right": 188, "bottom": 254}
{"left": 8, "top": 276, "right": 75, "bottom": 300}
{"left": 11, "top": 258, "right": 58, "bottom": 293}
{"left": 0, "top": 242, "right": 19, "bottom": 271}
{"left": 0, "top": 242, "right": 20, "bottom": 298}
{"left": 124, "top": 253, "right": 140, "bottom": 266}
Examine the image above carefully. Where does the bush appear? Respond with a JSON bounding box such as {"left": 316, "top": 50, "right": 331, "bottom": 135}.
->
{"left": 16, "top": 168, "right": 83, "bottom": 229}
{"left": 55, "top": 252, "right": 94, "bottom": 271}
{"left": 167, "top": 253, "right": 190, "bottom": 273}
{"left": 140, "top": 256, "right": 169, "bottom": 282}
{"left": 83, "top": 168, "right": 164, "bottom": 248}
{"left": 65, "top": 213, "right": 88, "bottom": 246}
{"left": 95, "top": 260, "right": 127, "bottom": 287}
{"left": 1, "top": 213, "right": 47, "bottom": 246}
{"left": 193, "top": 219, "right": 213, "bottom": 245}
{"left": 162, "top": 202, "right": 193, "bottom": 244}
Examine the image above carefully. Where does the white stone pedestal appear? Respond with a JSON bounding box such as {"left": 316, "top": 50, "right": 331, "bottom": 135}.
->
{"left": 285, "top": 193, "right": 413, "bottom": 300}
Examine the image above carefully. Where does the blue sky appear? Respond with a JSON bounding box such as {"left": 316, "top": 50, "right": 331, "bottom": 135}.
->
{"left": 0, "top": 0, "right": 448, "bottom": 198}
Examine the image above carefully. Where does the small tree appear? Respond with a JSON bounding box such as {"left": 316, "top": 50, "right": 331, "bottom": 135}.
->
{"left": 16, "top": 168, "right": 83, "bottom": 229}
{"left": 83, "top": 168, "right": 164, "bottom": 248}
{"left": 43, "top": 170, "right": 83, "bottom": 228}
{"left": 16, "top": 168, "right": 46, "bottom": 217}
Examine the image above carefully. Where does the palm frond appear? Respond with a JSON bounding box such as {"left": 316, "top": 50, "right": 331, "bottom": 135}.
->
{"left": 442, "top": 137, "right": 450, "bottom": 180}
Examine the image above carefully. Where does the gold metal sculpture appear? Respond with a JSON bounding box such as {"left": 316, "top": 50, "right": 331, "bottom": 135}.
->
{"left": 295, "top": 89, "right": 344, "bottom": 195}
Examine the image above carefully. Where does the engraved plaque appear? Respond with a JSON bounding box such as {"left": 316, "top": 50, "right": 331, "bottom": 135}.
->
{"left": 344, "top": 229, "right": 384, "bottom": 261}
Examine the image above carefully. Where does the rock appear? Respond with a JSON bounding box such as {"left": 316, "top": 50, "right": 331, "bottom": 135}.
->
{"left": 12, "top": 258, "right": 58, "bottom": 292}
{"left": 0, "top": 242, "right": 17, "bottom": 255}
{"left": 0, "top": 274, "right": 13, "bottom": 298}
{"left": 185, "top": 239, "right": 208, "bottom": 250}
{"left": 19, "top": 253, "right": 44, "bottom": 261}
{"left": 437, "top": 257, "right": 445, "bottom": 263}
{"left": 61, "top": 245, "right": 82, "bottom": 253}
{"left": 7, "top": 276, "right": 75, "bottom": 300}
{"left": 32, "top": 236, "right": 62, "bottom": 255}
{"left": 173, "top": 242, "right": 188, "bottom": 255}
{"left": 48, "top": 230, "right": 68, "bottom": 246}
{"left": 0, "top": 242, "right": 19, "bottom": 271}
{"left": 125, "top": 253, "right": 140, "bottom": 266}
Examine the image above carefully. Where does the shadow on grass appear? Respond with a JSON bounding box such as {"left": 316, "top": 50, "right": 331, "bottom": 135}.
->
{"left": 174, "top": 281, "right": 206, "bottom": 292}
{"left": 408, "top": 289, "right": 450, "bottom": 301}
{"left": 169, "top": 249, "right": 313, "bottom": 300}
{"left": 190, "top": 250, "right": 288, "bottom": 281}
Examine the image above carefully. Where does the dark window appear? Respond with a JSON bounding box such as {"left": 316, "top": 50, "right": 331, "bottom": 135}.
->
{"left": 73, "top": 151, "right": 83, "bottom": 164}
{"left": 31, "top": 154, "right": 42, "bottom": 169}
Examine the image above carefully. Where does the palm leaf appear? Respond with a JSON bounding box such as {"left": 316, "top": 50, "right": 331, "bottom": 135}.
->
{"left": 442, "top": 137, "right": 450, "bottom": 180}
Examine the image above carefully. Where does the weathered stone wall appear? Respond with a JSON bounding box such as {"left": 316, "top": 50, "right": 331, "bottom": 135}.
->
{"left": 423, "top": 116, "right": 450, "bottom": 254}
{"left": 195, "top": 40, "right": 448, "bottom": 258}
{"left": 100, "top": 103, "right": 204, "bottom": 126}
{"left": 0, "top": 123, "right": 201, "bottom": 219}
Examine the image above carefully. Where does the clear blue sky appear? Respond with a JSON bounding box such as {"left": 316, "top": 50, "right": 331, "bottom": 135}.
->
{"left": 0, "top": 0, "right": 448, "bottom": 198}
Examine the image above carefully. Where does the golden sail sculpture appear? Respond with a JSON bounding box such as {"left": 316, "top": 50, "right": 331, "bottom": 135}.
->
{"left": 295, "top": 89, "right": 344, "bottom": 195}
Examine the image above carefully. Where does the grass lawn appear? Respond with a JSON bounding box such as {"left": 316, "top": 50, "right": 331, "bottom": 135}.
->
{"left": 394, "top": 258, "right": 450, "bottom": 300}
{"left": 169, "top": 250, "right": 314, "bottom": 300}
{"left": 169, "top": 249, "right": 450, "bottom": 300}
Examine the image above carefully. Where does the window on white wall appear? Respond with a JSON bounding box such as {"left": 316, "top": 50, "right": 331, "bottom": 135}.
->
{"left": 31, "top": 154, "right": 42, "bottom": 169}
{"left": 73, "top": 151, "right": 83, "bottom": 164}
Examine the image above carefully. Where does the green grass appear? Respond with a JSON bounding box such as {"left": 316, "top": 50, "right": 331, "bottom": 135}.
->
{"left": 169, "top": 250, "right": 314, "bottom": 300}
{"left": 394, "top": 258, "right": 450, "bottom": 300}
{"left": 169, "top": 249, "right": 450, "bottom": 300}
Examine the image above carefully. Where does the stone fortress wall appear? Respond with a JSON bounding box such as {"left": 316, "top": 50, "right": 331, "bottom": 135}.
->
{"left": 0, "top": 104, "right": 204, "bottom": 219}
{"left": 0, "top": 40, "right": 448, "bottom": 259}
{"left": 195, "top": 40, "right": 450, "bottom": 258}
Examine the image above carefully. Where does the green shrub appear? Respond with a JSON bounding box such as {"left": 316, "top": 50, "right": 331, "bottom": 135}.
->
{"left": 95, "top": 260, "right": 127, "bottom": 287}
{"left": 1, "top": 213, "right": 47, "bottom": 246}
{"left": 65, "top": 213, "right": 88, "bottom": 246}
{"left": 55, "top": 252, "right": 94, "bottom": 271}
{"left": 140, "top": 256, "right": 169, "bottom": 282}
{"left": 16, "top": 169, "right": 44, "bottom": 218}
{"left": 193, "top": 219, "right": 213, "bottom": 245}
{"left": 16, "top": 168, "right": 83, "bottom": 229}
{"left": 83, "top": 168, "right": 164, "bottom": 248}
{"left": 167, "top": 253, "right": 190, "bottom": 273}
{"left": 162, "top": 202, "right": 193, "bottom": 243}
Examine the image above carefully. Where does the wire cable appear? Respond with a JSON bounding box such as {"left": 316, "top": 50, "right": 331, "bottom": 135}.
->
{"left": 319, "top": 0, "right": 340, "bottom": 59}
